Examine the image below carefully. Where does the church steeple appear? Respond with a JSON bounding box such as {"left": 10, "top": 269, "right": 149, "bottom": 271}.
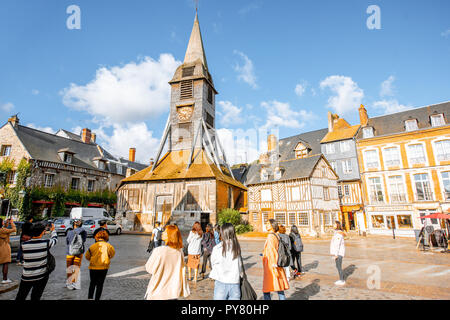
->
{"left": 184, "top": 13, "right": 208, "bottom": 70}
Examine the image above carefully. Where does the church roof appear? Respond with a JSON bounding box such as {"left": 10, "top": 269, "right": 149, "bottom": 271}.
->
{"left": 120, "top": 149, "right": 246, "bottom": 190}
{"left": 184, "top": 13, "right": 208, "bottom": 70}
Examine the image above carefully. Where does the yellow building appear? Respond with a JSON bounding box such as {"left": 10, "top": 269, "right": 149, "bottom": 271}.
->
{"left": 356, "top": 102, "right": 450, "bottom": 237}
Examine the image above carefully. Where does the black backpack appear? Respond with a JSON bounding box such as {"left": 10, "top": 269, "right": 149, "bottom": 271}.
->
{"left": 273, "top": 233, "right": 290, "bottom": 267}
{"left": 155, "top": 227, "right": 162, "bottom": 242}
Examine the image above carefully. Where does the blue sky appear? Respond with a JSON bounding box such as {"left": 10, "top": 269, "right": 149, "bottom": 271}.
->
{"left": 0, "top": 0, "right": 449, "bottom": 164}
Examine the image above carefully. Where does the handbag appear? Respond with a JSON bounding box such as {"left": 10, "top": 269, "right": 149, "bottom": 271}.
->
{"left": 147, "top": 239, "right": 155, "bottom": 253}
{"left": 239, "top": 255, "right": 257, "bottom": 300}
{"left": 46, "top": 240, "right": 56, "bottom": 275}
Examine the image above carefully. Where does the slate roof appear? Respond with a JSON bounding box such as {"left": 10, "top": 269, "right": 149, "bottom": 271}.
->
{"left": 231, "top": 165, "right": 250, "bottom": 185}
{"left": 356, "top": 101, "right": 450, "bottom": 139}
{"left": 278, "top": 128, "right": 328, "bottom": 161}
{"left": 121, "top": 149, "right": 247, "bottom": 190}
{"left": 119, "top": 158, "right": 148, "bottom": 172}
{"left": 245, "top": 155, "right": 324, "bottom": 185}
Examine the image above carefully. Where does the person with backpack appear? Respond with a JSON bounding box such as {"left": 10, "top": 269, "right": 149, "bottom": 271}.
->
{"left": 277, "top": 225, "right": 292, "bottom": 281}
{"left": 186, "top": 221, "right": 203, "bottom": 283}
{"left": 16, "top": 222, "right": 58, "bottom": 300}
{"left": 66, "top": 220, "right": 87, "bottom": 290}
{"left": 151, "top": 222, "right": 163, "bottom": 248}
{"left": 85, "top": 230, "right": 115, "bottom": 300}
{"left": 330, "top": 220, "right": 346, "bottom": 286}
{"left": 200, "top": 223, "right": 216, "bottom": 280}
{"left": 209, "top": 223, "right": 242, "bottom": 300}
{"left": 289, "top": 225, "right": 304, "bottom": 278}
{"left": 0, "top": 218, "right": 16, "bottom": 284}
{"left": 262, "top": 219, "right": 289, "bottom": 300}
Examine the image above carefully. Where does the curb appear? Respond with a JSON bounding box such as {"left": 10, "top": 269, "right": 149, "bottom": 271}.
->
{"left": 0, "top": 281, "right": 19, "bottom": 294}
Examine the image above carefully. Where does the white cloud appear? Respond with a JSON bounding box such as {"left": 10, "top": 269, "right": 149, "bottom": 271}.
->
{"left": 295, "top": 82, "right": 307, "bottom": 97}
{"left": 233, "top": 50, "right": 258, "bottom": 89}
{"left": 27, "top": 123, "right": 56, "bottom": 134}
{"left": 372, "top": 99, "right": 412, "bottom": 114}
{"left": 216, "top": 128, "right": 260, "bottom": 165}
{"left": 320, "top": 75, "right": 364, "bottom": 114}
{"left": 261, "top": 100, "right": 315, "bottom": 129}
{"left": 238, "top": 2, "right": 260, "bottom": 16}
{"left": 218, "top": 101, "right": 244, "bottom": 126}
{"left": 380, "top": 75, "right": 395, "bottom": 97}
{"left": 441, "top": 29, "right": 450, "bottom": 38}
{"left": 95, "top": 123, "right": 159, "bottom": 163}
{"left": 31, "top": 89, "right": 40, "bottom": 95}
{"left": 61, "top": 54, "right": 181, "bottom": 124}
{"left": 1, "top": 102, "right": 14, "bottom": 113}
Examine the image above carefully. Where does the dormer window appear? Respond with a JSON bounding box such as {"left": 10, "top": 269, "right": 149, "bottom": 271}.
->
{"left": 117, "top": 165, "right": 123, "bottom": 175}
{"left": 295, "top": 143, "right": 309, "bottom": 159}
{"left": 405, "top": 119, "right": 418, "bottom": 132}
{"left": 261, "top": 168, "right": 269, "bottom": 182}
{"left": 274, "top": 167, "right": 283, "bottom": 180}
{"left": 58, "top": 148, "right": 75, "bottom": 164}
{"left": 98, "top": 161, "right": 105, "bottom": 170}
{"left": 93, "top": 157, "right": 107, "bottom": 170}
{"left": 64, "top": 153, "right": 72, "bottom": 163}
{"left": 430, "top": 114, "right": 445, "bottom": 127}
{"left": 363, "top": 127, "right": 374, "bottom": 139}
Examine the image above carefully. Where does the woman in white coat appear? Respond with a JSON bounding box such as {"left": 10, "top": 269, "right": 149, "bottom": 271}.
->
{"left": 330, "top": 221, "right": 346, "bottom": 286}
{"left": 186, "top": 222, "right": 203, "bottom": 283}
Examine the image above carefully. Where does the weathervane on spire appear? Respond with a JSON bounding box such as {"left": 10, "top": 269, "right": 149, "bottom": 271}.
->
{"left": 195, "top": 0, "right": 199, "bottom": 13}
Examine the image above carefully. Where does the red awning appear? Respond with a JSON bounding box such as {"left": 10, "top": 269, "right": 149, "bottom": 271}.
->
{"left": 421, "top": 213, "right": 450, "bottom": 220}
{"left": 32, "top": 200, "right": 54, "bottom": 204}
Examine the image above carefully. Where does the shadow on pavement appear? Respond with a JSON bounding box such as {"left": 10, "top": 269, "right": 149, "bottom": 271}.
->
{"left": 303, "top": 260, "right": 319, "bottom": 272}
{"left": 287, "top": 279, "right": 321, "bottom": 300}
{"left": 343, "top": 264, "right": 357, "bottom": 281}
{"left": 244, "top": 262, "right": 257, "bottom": 270}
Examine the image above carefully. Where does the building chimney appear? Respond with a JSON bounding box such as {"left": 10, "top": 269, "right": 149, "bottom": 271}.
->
{"left": 267, "top": 134, "right": 277, "bottom": 153}
{"left": 327, "top": 112, "right": 334, "bottom": 132}
{"left": 81, "top": 128, "right": 92, "bottom": 144}
{"left": 359, "top": 104, "right": 369, "bottom": 126}
{"left": 91, "top": 132, "right": 96, "bottom": 144}
{"left": 129, "top": 148, "right": 136, "bottom": 162}
{"left": 8, "top": 115, "right": 19, "bottom": 128}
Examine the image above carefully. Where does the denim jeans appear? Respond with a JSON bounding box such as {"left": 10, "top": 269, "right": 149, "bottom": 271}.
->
{"left": 214, "top": 280, "right": 241, "bottom": 300}
{"left": 335, "top": 255, "right": 344, "bottom": 281}
{"left": 263, "top": 291, "right": 286, "bottom": 300}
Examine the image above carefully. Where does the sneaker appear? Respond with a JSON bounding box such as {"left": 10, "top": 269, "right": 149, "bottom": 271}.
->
{"left": 1, "top": 279, "right": 12, "bottom": 284}
{"left": 334, "top": 280, "right": 346, "bottom": 286}
{"left": 66, "top": 284, "right": 75, "bottom": 290}
{"left": 16, "top": 262, "right": 24, "bottom": 266}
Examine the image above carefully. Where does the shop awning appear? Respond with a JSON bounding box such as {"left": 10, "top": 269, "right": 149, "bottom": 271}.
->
{"left": 239, "top": 207, "right": 248, "bottom": 214}
{"left": 341, "top": 205, "right": 361, "bottom": 212}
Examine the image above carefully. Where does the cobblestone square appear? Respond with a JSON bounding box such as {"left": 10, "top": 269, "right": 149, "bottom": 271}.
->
{"left": 0, "top": 234, "right": 449, "bottom": 300}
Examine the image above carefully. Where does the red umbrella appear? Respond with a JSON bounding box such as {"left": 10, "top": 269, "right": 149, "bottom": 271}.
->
{"left": 420, "top": 213, "right": 450, "bottom": 219}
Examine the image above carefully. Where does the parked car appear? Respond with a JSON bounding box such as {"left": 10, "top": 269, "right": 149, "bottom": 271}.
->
{"left": 70, "top": 207, "right": 113, "bottom": 221}
{"left": 82, "top": 219, "right": 122, "bottom": 237}
{"left": 54, "top": 218, "right": 74, "bottom": 236}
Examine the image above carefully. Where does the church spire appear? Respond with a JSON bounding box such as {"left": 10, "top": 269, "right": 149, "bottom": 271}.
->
{"left": 184, "top": 13, "right": 208, "bottom": 70}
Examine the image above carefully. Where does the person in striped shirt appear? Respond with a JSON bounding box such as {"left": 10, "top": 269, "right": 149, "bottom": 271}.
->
{"left": 15, "top": 221, "right": 58, "bottom": 301}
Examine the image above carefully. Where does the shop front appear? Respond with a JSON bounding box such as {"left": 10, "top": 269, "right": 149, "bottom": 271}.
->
{"left": 367, "top": 205, "right": 416, "bottom": 237}
{"left": 340, "top": 205, "right": 363, "bottom": 232}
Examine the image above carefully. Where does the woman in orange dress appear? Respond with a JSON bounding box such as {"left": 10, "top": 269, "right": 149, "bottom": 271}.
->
{"left": 262, "top": 219, "right": 289, "bottom": 300}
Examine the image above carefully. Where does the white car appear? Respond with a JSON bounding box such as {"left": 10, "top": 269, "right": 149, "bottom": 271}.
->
{"left": 82, "top": 219, "right": 122, "bottom": 237}
{"left": 54, "top": 218, "right": 74, "bottom": 236}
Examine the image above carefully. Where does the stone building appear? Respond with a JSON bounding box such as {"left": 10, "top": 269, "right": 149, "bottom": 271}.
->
{"left": 356, "top": 102, "right": 450, "bottom": 237}
{"left": 117, "top": 14, "right": 246, "bottom": 232}
{"left": 0, "top": 115, "right": 146, "bottom": 215}
{"left": 244, "top": 132, "right": 340, "bottom": 237}
{"left": 321, "top": 112, "right": 364, "bottom": 232}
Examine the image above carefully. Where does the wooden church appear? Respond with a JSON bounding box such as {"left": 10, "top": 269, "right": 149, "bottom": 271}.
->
{"left": 117, "top": 14, "right": 247, "bottom": 232}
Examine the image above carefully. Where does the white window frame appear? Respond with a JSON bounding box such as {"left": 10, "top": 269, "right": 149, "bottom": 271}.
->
{"left": 430, "top": 114, "right": 445, "bottom": 127}
{"left": 433, "top": 140, "right": 450, "bottom": 162}
{"left": 275, "top": 212, "right": 287, "bottom": 226}
{"left": 362, "top": 127, "right": 374, "bottom": 139}
{"left": 71, "top": 177, "right": 80, "bottom": 190}
{"left": 64, "top": 153, "right": 73, "bottom": 164}
{"left": 261, "top": 189, "right": 272, "bottom": 202}
{"left": 364, "top": 149, "right": 380, "bottom": 170}
{"left": 323, "top": 187, "right": 330, "bottom": 201}
{"left": 290, "top": 186, "right": 301, "bottom": 201}
{"left": 406, "top": 143, "right": 427, "bottom": 166}
{"left": 440, "top": 171, "right": 450, "bottom": 201}
{"left": 340, "top": 140, "right": 351, "bottom": 153}
{"left": 344, "top": 185, "right": 350, "bottom": 196}
{"left": 367, "top": 176, "right": 385, "bottom": 204}
{"left": 325, "top": 143, "right": 335, "bottom": 154}
{"left": 44, "top": 173, "right": 55, "bottom": 188}
{"left": 1, "top": 145, "right": 11, "bottom": 157}
{"left": 342, "top": 159, "right": 353, "bottom": 174}
{"left": 405, "top": 119, "right": 418, "bottom": 132}
{"left": 383, "top": 146, "right": 401, "bottom": 168}
{"left": 297, "top": 212, "right": 309, "bottom": 226}
{"left": 87, "top": 179, "right": 95, "bottom": 192}
{"left": 413, "top": 172, "right": 434, "bottom": 201}
{"left": 387, "top": 175, "right": 407, "bottom": 204}
{"left": 260, "top": 169, "right": 269, "bottom": 182}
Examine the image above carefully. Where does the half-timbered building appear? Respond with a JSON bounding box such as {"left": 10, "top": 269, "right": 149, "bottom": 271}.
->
{"left": 245, "top": 132, "right": 340, "bottom": 237}
{"left": 117, "top": 14, "right": 246, "bottom": 232}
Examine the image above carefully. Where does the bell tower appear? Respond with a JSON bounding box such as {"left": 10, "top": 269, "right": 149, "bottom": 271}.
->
{"left": 168, "top": 13, "right": 218, "bottom": 152}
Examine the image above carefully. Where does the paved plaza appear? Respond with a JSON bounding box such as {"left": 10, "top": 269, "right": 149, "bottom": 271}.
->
{"left": 0, "top": 234, "right": 449, "bottom": 300}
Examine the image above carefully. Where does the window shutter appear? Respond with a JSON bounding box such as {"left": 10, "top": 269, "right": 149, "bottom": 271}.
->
{"left": 180, "top": 80, "right": 193, "bottom": 100}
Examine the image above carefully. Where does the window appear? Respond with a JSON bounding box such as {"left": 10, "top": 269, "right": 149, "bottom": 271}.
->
{"left": 1, "top": 145, "right": 11, "bottom": 156}
{"left": 323, "top": 212, "right": 333, "bottom": 226}
{"left": 371, "top": 215, "right": 385, "bottom": 228}
{"left": 330, "top": 161, "right": 338, "bottom": 173}
{"left": 44, "top": 174, "right": 55, "bottom": 188}
{"left": 207, "top": 86, "right": 213, "bottom": 104}
{"left": 64, "top": 153, "right": 72, "bottom": 164}
{"left": 87, "top": 180, "right": 95, "bottom": 192}
{"left": 261, "top": 189, "right": 272, "bottom": 202}
{"left": 414, "top": 173, "right": 433, "bottom": 201}
{"left": 288, "top": 212, "right": 296, "bottom": 226}
{"left": 7, "top": 171, "right": 17, "bottom": 185}
{"left": 363, "top": 127, "right": 374, "bottom": 138}
{"left": 295, "top": 143, "right": 308, "bottom": 159}
{"left": 368, "top": 177, "right": 384, "bottom": 203}
{"left": 388, "top": 176, "right": 406, "bottom": 203}
{"left": 325, "top": 143, "right": 335, "bottom": 154}
{"left": 290, "top": 187, "right": 300, "bottom": 201}
{"left": 98, "top": 161, "right": 105, "bottom": 170}
{"left": 128, "top": 189, "right": 140, "bottom": 205}
{"left": 180, "top": 80, "right": 193, "bottom": 100}
{"left": 364, "top": 150, "right": 379, "bottom": 169}
{"left": 340, "top": 141, "right": 351, "bottom": 152}
{"left": 206, "top": 112, "right": 214, "bottom": 128}
{"left": 434, "top": 140, "right": 450, "bottom": 161}
{"left": 323, "top": 187, "right": 330, "bottom": 201}
{"left": 397, "top": 215, "right": 413, "bottom": 229}
{"left": 344, "top": 185, "right": 350, "bottom": 196}
{"left": 262, "top": 212, "right": 269, "bottom": 226}
{"left": 442, "top": 172, "right": 450, "bottom": 200}
{"left": 275, "top": 212, "right": 286, "bottom": 225}
{"left": 342, "top": 159, "right": 353, "bottom": 174}
{"left": 252, "top": 212, "right": 259, "bottom": 222}
{"left": 384, "top": 147, "right": 401, "bottom": 167}
{"left": 408, "top": 144, "right": 426, "bottom": 164}
{"left": 430, "top": 114, "right": 445, "bottom": 127}
{"left": 297, "top": 212, "right": 309, "bottom": 226}
{"left": 274, "top": 168, "right": 282, "bottom": 180}
{"left": 337, "top": 186, "right": 343, "bottom": 198}
{"left": 71, "top": 177, "right": 80, "bottom": 190}
{"left": 405, "top": 119, "right": 418, "bottom": 131}
{"left": 182, "top": 66, "right": 195, "bottom": 77}
{"left": 260, "top": 169, "right": 269, "bottom": 182}
{"left": 117, "top": 165, "right": 123, "bottom": 175}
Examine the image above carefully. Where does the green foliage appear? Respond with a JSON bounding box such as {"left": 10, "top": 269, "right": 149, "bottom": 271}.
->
{"left": 6, "top": 159, "right": 32, "bottom": 218}
{"left": 218, "top": 208, "right": 241, "bottom": 226}
{"left": 0, "top": 157, "right": 15, "bottom": 190}
{"left": 235, "top": 222, "right": 253, "bottom": 235}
